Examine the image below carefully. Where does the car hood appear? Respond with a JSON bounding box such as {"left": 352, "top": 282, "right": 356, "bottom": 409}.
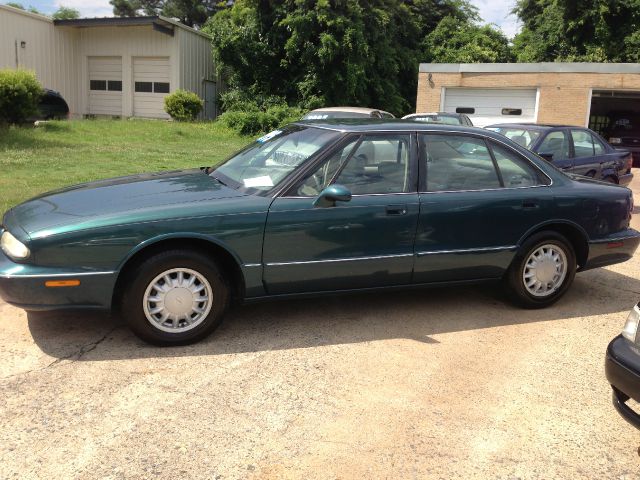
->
{"left": 3, "top": 169, "right": 246, "bottom": 237}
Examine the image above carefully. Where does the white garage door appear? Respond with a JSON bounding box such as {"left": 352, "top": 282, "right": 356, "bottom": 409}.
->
{"left": 88, "top": 57, "right": 122, "bottom": 116}
{"left": 443, "top": 88, "right": 538, "bottom": 127}
{"left": 133, "top": 57, "right": 171, "bottom": 119}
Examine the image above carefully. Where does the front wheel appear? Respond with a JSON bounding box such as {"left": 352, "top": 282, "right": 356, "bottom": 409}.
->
{"left": 120, "top": 249, "right": 229, "bottom": 345}
{"left": 505, "top": 232, "right": 576, "bottom": 308}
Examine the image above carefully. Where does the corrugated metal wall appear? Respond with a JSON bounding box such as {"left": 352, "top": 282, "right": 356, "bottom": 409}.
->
{"left": 0, "top": 5, "right": 79, "bottom": 115}
{"left": 177, "top": 29, "right": 218, "bottom": 119}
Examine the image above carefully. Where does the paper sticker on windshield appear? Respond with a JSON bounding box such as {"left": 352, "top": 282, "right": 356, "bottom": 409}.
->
{"left": 243, "top": 176, "right": 274, "bottom": 188}
{"left": 256, "top": 130, "right": 282, "bottom": 143}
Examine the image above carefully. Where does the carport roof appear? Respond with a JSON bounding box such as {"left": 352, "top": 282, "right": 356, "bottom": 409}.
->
{"left": 419, "top": 63, "right": 640, "bottom": 74}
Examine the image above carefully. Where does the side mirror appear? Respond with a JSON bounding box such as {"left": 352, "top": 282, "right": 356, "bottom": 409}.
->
{"left": 313, "top": 184, "right": 352, "bottom": 208}
{"left": 539, "top": 152, "right": 554, "bottom": 161}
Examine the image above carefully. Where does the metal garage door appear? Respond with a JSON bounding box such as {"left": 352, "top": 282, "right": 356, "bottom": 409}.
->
{"left": 88, "top": 57, "right": 122, "bottom": 116}
{"left": 133, "top": 57, "right": 171, "bottom": 119}
{"left": 443, "top": 88, "right": 538, "bottom": 127}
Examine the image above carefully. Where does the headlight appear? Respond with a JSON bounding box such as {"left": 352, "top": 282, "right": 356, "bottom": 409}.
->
{"left": 622, "top": 304, "right": 640, "bottom": 343}
{"left": 0, "top": 231, "right": 30, "bottom": 260}
{"left": 609, "top": 137, "right": 622, "bottom": 144}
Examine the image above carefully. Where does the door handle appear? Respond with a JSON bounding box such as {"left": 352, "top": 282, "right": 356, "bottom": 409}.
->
{"left": 386, "top": 205, "right": 407, "bottom": 216}
{"left": 522, "top": 200, "right": 539, "bottom": 209}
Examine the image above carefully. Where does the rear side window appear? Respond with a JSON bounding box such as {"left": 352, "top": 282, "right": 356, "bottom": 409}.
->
{"left": 571, "top": 129, "right": 595, "bottom": 157}
{"left": 420, "top": 134, "right": 500, "bottom": 192}
{"left": 592, "top": 134, "right": 606, "bottom": 155}
{"left": 538, "top": 131, "right": 570, "bottom": 160}
{"left": 490, "top": 142, "right": 549, "bottom": 187}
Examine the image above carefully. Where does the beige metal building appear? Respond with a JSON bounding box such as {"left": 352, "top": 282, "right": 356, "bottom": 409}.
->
{"left": 416, "top": 63, "right": 640, "bottom": 132}
{"left": 0, "top": 4, "right": 221, "bottom": 119}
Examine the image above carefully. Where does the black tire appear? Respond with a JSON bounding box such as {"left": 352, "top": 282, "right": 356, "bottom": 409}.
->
{"left": 603, "top": 175, "right": 618, "bottom": 184}
{"left": 120, "top": 249, "right": 230, "bottom": 346}
{"left": 505, "top": 231, "right": 576, "bottom": 309}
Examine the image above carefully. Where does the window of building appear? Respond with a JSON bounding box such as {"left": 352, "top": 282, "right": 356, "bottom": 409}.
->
{"left": 90, "top": 80, "right": 107, "bottom": 91}
{"left": 455, "top": 107, "right": 475, "bottom": 114}
{"left": 135, "top": 82, "right": 153, "bottom": 93}
{"left": 154, "top": 82, "right": 170, "bottom": 93}
{"left": 501, "top": 108, "right": 522, "bottom": 116}
{"left": 107, "top": 81, "right": 122, "bottom": 92}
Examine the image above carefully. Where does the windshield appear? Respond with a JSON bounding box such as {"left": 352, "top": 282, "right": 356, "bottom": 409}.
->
{"left": 486, "top": 127, "right": 541, "bottom": 149}
{"left": 210, "top": 126, "right": 341, "bottom": 192}
{"left": 411, "top": 115, "right": 461, "bottom": 125}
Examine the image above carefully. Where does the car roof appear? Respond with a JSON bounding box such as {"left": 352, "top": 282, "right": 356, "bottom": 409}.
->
{"left": 295, "top": 119, "right": 483, "bottom": 133}
{"left": 486, "top": 123, "right": 579, "bottom": 129}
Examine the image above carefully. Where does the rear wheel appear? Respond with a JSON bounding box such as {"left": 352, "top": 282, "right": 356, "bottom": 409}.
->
{"left": 120, "top": 249, "right": 229, "bottom": 345}
{"left": 505, "top": 231, "right": 576, "bottom": 308}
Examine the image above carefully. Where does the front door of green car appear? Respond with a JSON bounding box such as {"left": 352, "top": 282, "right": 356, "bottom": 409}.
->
{"left": 262, "top": 133, "right": 420, "bottom": 295}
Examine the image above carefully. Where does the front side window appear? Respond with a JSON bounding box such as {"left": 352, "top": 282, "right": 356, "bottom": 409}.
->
{"left": 420, "top": 134, "right": 500, "bottom": 192}
{"left": 294, "top": 134, "right": 412, "bottom": 196}
{"left": 295, "top": 137, "right": 360, "bottom": 196}
{"left": 571, "top": 129, "right": 595, "bottom": 157}
{"left": 538, "top": 131, "right": 570, "bottom": 160}
{"left": 211, "top": 126, "right": 340, "bottom": 192}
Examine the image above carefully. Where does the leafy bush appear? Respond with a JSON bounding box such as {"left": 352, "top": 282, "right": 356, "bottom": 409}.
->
{"left": 164, "top": 89, "right": 203, "bottom": 121}
{"left": 218, "top": 104, "right": 304, "bottom": 136}
{"left": 0, "top": 69, "right": 43, "bottom": 125}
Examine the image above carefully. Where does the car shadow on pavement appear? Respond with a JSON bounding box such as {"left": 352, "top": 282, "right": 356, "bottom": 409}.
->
{"left": 26, "top": 266, "right": 640, "bottom": 361}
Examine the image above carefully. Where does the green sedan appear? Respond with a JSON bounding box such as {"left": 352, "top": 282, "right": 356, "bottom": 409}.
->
{"left": 1, "top": 120, "right": 639, "bottom": 345}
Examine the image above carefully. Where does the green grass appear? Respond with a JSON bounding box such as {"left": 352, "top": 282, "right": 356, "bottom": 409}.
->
{"left": 0, "top": 119, "right": 248, "bottom": 214}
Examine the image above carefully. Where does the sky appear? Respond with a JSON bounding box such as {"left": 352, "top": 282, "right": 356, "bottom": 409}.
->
{"left": 13, "top": 0, "right": 522, "bottom": 38}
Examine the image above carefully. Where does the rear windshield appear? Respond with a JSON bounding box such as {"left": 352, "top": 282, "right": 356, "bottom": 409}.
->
{"left": 410, "top": 115, "right": 462, "bottom": 125}
{"left": 485, "top": 127, "right": 541, "bottom": 149}
{"left": 303, "top": 111, "right": 371, "bottom": 120}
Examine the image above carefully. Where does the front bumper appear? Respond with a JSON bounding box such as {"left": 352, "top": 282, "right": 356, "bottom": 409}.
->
{"left": 0, "top": 249, "right": 117, "bottom": 311}
{"left": 580, "top": 229, "right": 640, "bottom": 271}
{"left": 606, "top": 335, "right": 640, "bottom": 429}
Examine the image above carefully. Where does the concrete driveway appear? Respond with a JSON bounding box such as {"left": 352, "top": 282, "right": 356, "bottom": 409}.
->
{"left": 2, "top": 176, "right": 640, "bottom": 479}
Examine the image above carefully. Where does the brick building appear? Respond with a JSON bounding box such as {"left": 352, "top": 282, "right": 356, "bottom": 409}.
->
{"left": 416, "top": 63, "right": 640, "bottom": 133}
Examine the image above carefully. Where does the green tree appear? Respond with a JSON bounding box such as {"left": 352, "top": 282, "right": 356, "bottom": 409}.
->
{"left": 5, "top": 2, "right": 42, "bottom": 13}
{"left": 110, "top": 0, "right": 222, "bottom": 27}
{"left": 423, "top": 16, "right": 513, "bottom": 63}
{"left": 512, "top": 0, "right": 640, "bottom": 62}
{"left": 52, "top": 6, "right": 80, "bottom": 19}
{"left": 205, "top": 0, "right": 475, "bottom": 116}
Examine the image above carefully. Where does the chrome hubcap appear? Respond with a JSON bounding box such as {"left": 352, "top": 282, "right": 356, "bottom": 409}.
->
{"left": 523, "top": 244, "right": 567, "bottom": 297}
{"left": 143, "top": 268, "right": 213, "bottom": 333}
